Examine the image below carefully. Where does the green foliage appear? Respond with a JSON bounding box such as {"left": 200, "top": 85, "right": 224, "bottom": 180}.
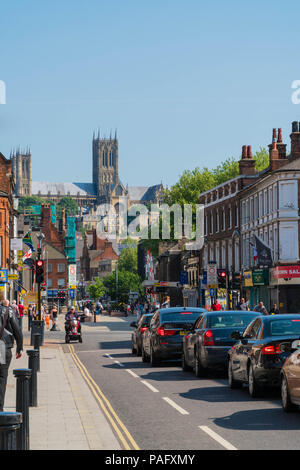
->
{"left": 253, "top": 147, "right": 269, "bottom": 171}
{"left": 56, "top": 197, "right": 79, "bottom": 216}
{"left": 18, "top": 196, "right": 52, "bottom": 212}
{"left": 87, "top": 277, "right": 105, "bottom": 301}
{"left": 102, "top": 270, "right": 142, "bottom": 303}
{"left": 118, "top": 245, "right": 138, "bottom": 274}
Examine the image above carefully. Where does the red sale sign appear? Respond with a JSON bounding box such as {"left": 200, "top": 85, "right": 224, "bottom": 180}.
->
{"left": 273, "top": 266, "right": 300, "bottom": 279}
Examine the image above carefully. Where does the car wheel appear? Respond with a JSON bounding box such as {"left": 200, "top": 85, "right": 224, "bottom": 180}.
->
{"left": 131, "top": 343, "right": 137, "bottom": 355}
{"left": 281, "top": 374, "right": 297, "bottom": 412}
{"left": 194, "top": 351, "right": 206, "bottom": 378}
{"left": 228, "top": 359, "right": 242, "bottom": 389}
{"left": 150, "top": 346, "right": 160, "bottom": 367}
{"left": 248, "top": 363, "right": 262, "bottom": 398}
{"left": 136, "top": 342, "right": 142, "bottom": 357}
{"left": 182, "top": 352, "right": 192, "bottom": 372}
{"left": 142, "top": 346, "right": 149, "bottom": 363}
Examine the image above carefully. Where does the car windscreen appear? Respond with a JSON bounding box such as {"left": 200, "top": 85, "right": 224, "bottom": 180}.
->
{"left": 160, "top": 311, "right": 201, "bottom": 327}
{"left": 207, "top": 313, "right": 258, "bottom": 329}
{"left": 268, "top": 318, "right": 300, "bottom": 336}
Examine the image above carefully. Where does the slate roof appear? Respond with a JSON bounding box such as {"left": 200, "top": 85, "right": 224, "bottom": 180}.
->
{"left": 32, "top": 182, "right": 96, "bottom": 196}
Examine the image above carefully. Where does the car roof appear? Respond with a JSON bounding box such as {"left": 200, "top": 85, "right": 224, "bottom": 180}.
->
{"left": 204, "top": 310, "right": 262, "bottom": 316}
{"left": 143, "top": 313, "right": 154, "bottom": 317}
{"left": 261, "top": 314, "right": 300, "bottom": 321}
{"left": 158, "top": 307, "right": 206, "bottom": 313}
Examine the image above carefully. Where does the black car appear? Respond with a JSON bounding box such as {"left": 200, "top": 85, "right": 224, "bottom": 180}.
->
{"left": 142, "top": 307, "right": 206, "bottom": 366}
{"left": 228, "top": 314, "right": 300, "bottom": 397}
{"left": 130, "top": 314, "right": 153, "bottom": 356}
{"left": 182, "top": 310, "right": 261, "bottom": 377}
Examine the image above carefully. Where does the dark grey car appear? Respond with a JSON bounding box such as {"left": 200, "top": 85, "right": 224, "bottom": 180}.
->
{"left": 130, "top": 313, "right": 153, "bottom": 356}
{"left": 142, "top": 307, "right": 206, "bottom": 366}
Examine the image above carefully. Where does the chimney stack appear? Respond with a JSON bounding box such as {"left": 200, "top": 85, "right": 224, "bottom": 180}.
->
{"left": 290, "top": 121, "right": 300, "bottom": 161}
{"left": 239, "top": 145, "right": 256, "bottom": 175}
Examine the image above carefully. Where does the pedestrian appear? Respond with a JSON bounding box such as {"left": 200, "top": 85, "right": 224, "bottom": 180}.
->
{"left": 253, "top": 301, "right": 268, "bottom": 315}
{"left": 212, "top": 300, "right": 222, "bottom": 311}
{"left": 0, "top": 299, "right": 23, "bottom": 412}
{"left": 237, "top": 297, "right": 250, "bottom": 311}
{"left": 17, "top": 301, "right": 25, "bottom": 331}
{"left": 50, "top": 304, "right": 58, "bottom": 331}
{"left": 270, "top": 303, "right": 280, "bottom": 315}
{"left": 28, "top": 304, "right": 33, "bottom": 331}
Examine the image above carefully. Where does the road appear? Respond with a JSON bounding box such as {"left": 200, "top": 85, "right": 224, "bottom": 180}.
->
{"left": 65, "top": 314, "right": 300, "bottom": 450}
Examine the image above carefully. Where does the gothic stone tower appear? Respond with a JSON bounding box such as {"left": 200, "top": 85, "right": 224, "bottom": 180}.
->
{"left": 92, "top": 130, "right": 119, "bottom": 203}
{"left": 11, "top": 148, "right": 32, "bottom": 197}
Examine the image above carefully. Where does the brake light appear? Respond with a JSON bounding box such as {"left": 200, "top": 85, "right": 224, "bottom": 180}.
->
{"left": 203, "top": 330, "right": 214, "bottom": 346}
{"left": 140, "top": 327, "right": 148, "bottom": 333}
{"left": 157, "top": 326, "right": 176, "bottom": 336}
{"left": 262, "top": 344, "right": 281, "bottom": 355}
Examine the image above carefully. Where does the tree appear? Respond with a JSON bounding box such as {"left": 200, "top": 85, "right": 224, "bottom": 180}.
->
{"left": 253, "top": 147, "right": 269, "bottom": 171}
{"left": 118, "top": 240, "right": 138, "bottom": 274}
{"left": 87, "top": 277, "right": 105, "bottom": 301}
{"left": 102, "top": 270, "right": 142, "bottom": 303}
{"left": 57, "top": 197, "right": 79, "bottom": 216}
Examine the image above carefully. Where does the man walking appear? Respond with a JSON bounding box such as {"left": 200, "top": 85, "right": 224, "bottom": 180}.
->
{"left": 253, "top": 301, "right": 268, "bottom": 315}
{"left": 0, "top": 299, "right": 23, "bottom": 412}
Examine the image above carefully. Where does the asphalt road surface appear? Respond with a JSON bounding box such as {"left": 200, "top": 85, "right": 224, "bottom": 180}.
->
{"left": 64, "top": 315, "right": 300, "bottom": 450}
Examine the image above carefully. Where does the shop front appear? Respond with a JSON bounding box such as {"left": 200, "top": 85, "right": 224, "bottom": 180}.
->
{"left": 269, "top": 265, "right": 300, "bottom": 313}
{"left": 242, "top": 269, "right": 269, "bottom": 310}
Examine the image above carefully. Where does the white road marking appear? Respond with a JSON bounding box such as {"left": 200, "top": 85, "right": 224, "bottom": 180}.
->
{"left": 141, "top": 380, "right": 159, "bottom": 393}
{"left": 126, "top": 369, "right": 139, "bottom": 378}
{"left": 162, "top": 397, "right": 189, "bottom": 415}
{"left": 199, "top": 426, "right": 237, "bottom": 451}
{"left": 114, "top": 360, "right": 124, "bottom": 367}
{"left": 105, "top": 354, "right": 114, "bottom": 359}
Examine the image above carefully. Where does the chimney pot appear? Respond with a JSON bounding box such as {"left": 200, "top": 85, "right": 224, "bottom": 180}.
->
{"left": 292, "top": 121, "right": 299, "bottom": 133}
{"left": 278, "top": 128, "right": 282, "bottom": 143}
{"left": 247, "top": 145, "right": 252, "bottom": 158}
{"left": 272, "top": 128, "right": 277, "bottom": 142}
{"left": 242, "top": 145, "right": 247, "bottom": 158}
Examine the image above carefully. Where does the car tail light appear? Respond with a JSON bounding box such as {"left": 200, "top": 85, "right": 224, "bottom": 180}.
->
{"left": 157, "top": 326, "right": 176, "bottom": 336}
{"left": 261, "top": 344, "right": 281, "bottom": 355}
{"left": 203, "top": 330, "right": 215, "bottom": 346}
{"left": 140, "top": 327, "right": 148, "bottom": 333}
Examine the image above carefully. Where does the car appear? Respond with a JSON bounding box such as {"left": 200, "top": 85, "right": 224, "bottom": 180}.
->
{"left": 228, "top": 314, "right": 300, "bottom": 397}
{"left": 142, "top": 307, "right": 206, "bottom": 366}
{"left": 182, "top": 310, "right": 261, "bottom": 377}
{"left": 281, "top": 338, "right": 300, "bottom": 412}
{"left": 130, "top": 313, "right": 154, "bottom": 356}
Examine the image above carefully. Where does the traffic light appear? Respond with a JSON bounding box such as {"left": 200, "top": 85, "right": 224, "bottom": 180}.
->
{"left": 217, "top": 269, "right": 227, "bottom": 289}
{"left": 36, "top": 259, "right": 45, "bottom": 284}
{"left": 232, "top": 272, "right": 242, "bottom": 290}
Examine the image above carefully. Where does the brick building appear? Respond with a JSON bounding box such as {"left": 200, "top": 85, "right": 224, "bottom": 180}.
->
{"left": 80, "top": 229, "right": 118, "bottom": 282}
{"left": 0, "top": 152, "right": 15, "bottom": 299}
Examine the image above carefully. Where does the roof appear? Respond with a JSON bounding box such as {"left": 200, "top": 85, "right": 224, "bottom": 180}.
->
{"left": 32, "top": 181, "right": 96, "bottom": 196}
{"left": 128, "top": 184, "right": 162, "bottom": 202}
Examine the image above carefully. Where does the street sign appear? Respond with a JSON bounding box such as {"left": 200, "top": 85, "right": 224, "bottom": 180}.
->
{"left": 207, "top": 263, "right": 217, "bottom": 288}
{"left": 8, "top": 274, "right": 18, "bottom": 280}
{"left": 0, "top": 269, "right": 8, "bottom": 283}
{"left": 68, "top": 264, "right": 77, "bottom": 286}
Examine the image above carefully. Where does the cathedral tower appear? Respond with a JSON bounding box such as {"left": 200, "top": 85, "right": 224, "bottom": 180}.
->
{"left": 11, "top": 148, "right": 32, "bottom": 197}
{"left": 92, "top": 130, "right": 119, "bottom": 203}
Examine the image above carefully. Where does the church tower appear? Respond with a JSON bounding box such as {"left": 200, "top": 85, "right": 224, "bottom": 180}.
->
{"left": 11, "top": 148, "right": 32, "bottom": 197}
{"left": 92, "top": 130, "right": 119, "bottom": 203}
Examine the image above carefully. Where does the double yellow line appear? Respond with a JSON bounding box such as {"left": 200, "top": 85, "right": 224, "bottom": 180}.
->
{"left": 68, "top": 345, "right": 140, "bottom": 450}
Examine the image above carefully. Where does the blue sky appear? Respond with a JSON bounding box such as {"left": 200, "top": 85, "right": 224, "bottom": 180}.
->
{"left": 1, "top": 0, "right": 300, "bottom": 188}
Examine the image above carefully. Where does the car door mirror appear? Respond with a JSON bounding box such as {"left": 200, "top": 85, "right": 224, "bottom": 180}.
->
{"left": 130, "top": 322, "right": 137, "bottom": 328}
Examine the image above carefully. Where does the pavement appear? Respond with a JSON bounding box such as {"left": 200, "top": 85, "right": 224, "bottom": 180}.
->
{"left": 4, "top": 312, "right": 122, "bottom": 450}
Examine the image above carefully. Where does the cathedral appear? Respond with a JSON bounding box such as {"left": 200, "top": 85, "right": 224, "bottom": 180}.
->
{"left": 12, "top": 132, "right": 164, "bottom": 211}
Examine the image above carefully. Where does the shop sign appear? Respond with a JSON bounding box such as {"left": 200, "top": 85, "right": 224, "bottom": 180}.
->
{"left": 252, "top": 269, "right": 268, "bottom": 286}
{"left": 243, "top": 271, "right": 253, "bottom": 287}
{"left": 273, "top": 265, "right": 300, "bottom": 279}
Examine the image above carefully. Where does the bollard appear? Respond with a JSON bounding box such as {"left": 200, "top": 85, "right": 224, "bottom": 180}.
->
{"left": 0, "top": 412, "right": 22, "bottom": 450}
{"left": 27, "top": 350, "right": 39, "bottom": 407}
{"left": 33, "top": 333, "right": 41, "bottom": 372}
{"left": 13, "top": 369, "right": 31, "bottom": 451}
